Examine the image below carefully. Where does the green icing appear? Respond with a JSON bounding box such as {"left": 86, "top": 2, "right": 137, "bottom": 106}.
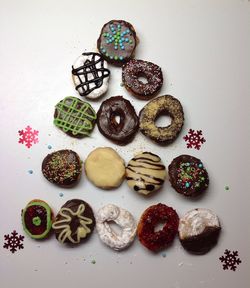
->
{"left": 32, "top": 216, "right": 42, "bottom": 226}
{"left": 22, "top": 201, "right": 52, "bottom": 239}
{"left": 54, "top": 96, "right": 97, "bottom": 137}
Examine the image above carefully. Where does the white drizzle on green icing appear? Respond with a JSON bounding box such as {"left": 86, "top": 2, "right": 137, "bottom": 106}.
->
{"left": 52, "top": 204, "right": 93, "bottom": 244}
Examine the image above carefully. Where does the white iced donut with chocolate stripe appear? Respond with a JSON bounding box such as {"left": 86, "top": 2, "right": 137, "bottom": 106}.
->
{"left": 126, "top": 152, "right": 166, "bottom": 195}
{"left": 96, "top": 204, "right": 137, "bottom": 251}
{"left": 72, "top": 52, "right": 110, "bottom": 99}
{"left": 178, "top": 208, "right": 221, "bottom": 254}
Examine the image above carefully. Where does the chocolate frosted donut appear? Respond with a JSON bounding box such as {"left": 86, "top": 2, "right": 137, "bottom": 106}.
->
{"left": 42, "top": 150, "right": 82, "bottom": 188}
{"left": 179, "top": 208, "right": 221, "bottom": 254}
{"left": 126, "top": 152, "right": 166, "bottom": 195}
{"left": 21, "top": 200, "right": 53, "bottom": 239}
{"left": 52, "top": 199, "right": 95, "bottom": 245}
{"left": 137, "top": 203, "right": 179, "bottom": 252}
{"left": 97, "top": 96, "right": 139, "bottom": 145}
{"left": 168, "top": 155, "right": 209, "bottom": 197}
{"left": 122, "top": 59, "right": 163, "bottom": 99}
{"left": 54, "top": 96, "right": 96, "bottom": 138}
{"left": 97, "top": 20, "right": 137, "bottom": 66}
{"left": 139, "top": 95, "right": 184, "bottom": 144}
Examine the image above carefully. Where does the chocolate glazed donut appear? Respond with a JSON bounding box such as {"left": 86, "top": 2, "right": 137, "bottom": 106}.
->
{"left": 97, "top": 96, "right": 139, "bottom": 145}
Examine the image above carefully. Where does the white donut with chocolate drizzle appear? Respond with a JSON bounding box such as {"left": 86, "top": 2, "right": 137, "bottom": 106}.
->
{"left": 72, "top": 52, "right": 110, "bottom": 99}
{"left": 96, "top": 204, "right": 137, "bottom": 251}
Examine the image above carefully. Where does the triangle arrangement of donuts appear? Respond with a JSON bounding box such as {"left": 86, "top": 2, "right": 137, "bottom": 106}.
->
{"left": 21, "top": 20, "right": 221, "bottom": 254}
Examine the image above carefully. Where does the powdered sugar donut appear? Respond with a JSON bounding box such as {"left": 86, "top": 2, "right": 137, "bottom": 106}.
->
{"left": 96, "top": 204, "right": 137, "bottom": 251}
{"left": 72, "top": 52, "right": 110, "bottom": 99}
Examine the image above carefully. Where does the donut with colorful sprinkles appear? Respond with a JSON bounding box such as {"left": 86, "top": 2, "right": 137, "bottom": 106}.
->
{"left": 168, "top": 155, "right": 209, "bottom": 197}
{"left": 97, "top": 20, "right": 137, "bottom": 66}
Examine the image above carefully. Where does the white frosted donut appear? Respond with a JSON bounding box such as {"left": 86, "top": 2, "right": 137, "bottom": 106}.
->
{"left": 96, "top": 204, "right": 137, "bottom": 251}
{"left": 72, "top": 52, "right": 110, "bottom": 99}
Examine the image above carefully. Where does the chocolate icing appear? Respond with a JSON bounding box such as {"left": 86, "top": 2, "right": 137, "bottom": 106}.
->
{"left": 168, "top": 155, "right": 209, "bottom": 197}
{"left": 72, "top": 52, "right": 110, "bottom": 97}
{"left": 122, "top": 59, "right": 163, "bottom": 99}
{"left": 97, "top": 20, "right": 137, "bottom": 66}
{"left": 97, "top": 96, "right": 139, "bottom": 145}
{"left": 52, "top": 199, "right": 95, "bottom": 245}
{"left": 42, "top": 150, "right": 82, "bottom": 187}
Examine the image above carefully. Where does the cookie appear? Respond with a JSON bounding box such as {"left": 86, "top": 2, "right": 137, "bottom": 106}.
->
{"left": 97, "top": 20, "right": 137, "bottom": 66}
{"left": 54, "top": 96, "right": 96, "bottom": 138}
{"left": 126, "top": 152, "right": 166, "bottom": 195}
{"left": 84, "top": 147, "right": 125, "bottom": 189}
{"left": 139, "top": 95, "right": 184, "bottom": 144}
{"left": 168, "top": 155, "right": 209, "bottom": 197}
{"left": 122, "top": 59, "right": 163, "bottom": 99}
{"left": 72, "top": 52, "right": 110, "bottom": 99}
{"left": 52, "top": 199, "right": 95, "bottom": 245}
{"left": 178, "top": 208, "right": 221, "bottom": 254}
{"left": 21, "top": 199, "right": 53, "bottom": 239}
{"left": 96, "top": 96, "right": 139, "bottom": 145}
{"left": 42, "top": 150, "right": 82, "bottom": 188}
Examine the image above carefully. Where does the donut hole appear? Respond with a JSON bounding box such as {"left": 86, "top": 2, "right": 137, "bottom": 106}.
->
{"left": 108, "top": 221, "right": 123, "bottom": 236}
{"left": 155, "top": 111, "right": 172, "bottom": 128}
{"left": 115, "top": 115, "right": 121, "bottom": 124}
{"left": 138, "top": 73, "right": 149, "bottom": 84}
{"left": 154, "top": 221, "right": 166, "bottom": 232}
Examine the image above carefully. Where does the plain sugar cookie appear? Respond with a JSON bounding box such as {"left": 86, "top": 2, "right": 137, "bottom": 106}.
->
{"left": 85, "top": 147, "right": 125, "bottom": 189}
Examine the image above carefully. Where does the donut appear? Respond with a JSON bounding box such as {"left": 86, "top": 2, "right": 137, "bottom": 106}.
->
{"left": 21, "top": 200, "right": 53, "bottom": 239}
{"left": 168, "top": 155, "right": 209, "bottom": 197}
{"left": 42, "top": 150, "right": 82, "bottom": 188}
{"left": 97, "top": 96, "right": 139, "bottom": 145}
{"left": 179, "top": 208, "right": 221, "bottom": 254}
{"left": 52, "top": 199, "right": 95, "bottom": 245}
{"left": 97, "top": 20, "right": 137, "bottom": 66}
{"left": 137, "top": 203, "right": 179, "bottom": 252}
{"left": 122, "top": 59, "right": 163, "bottom": 99}
{"left": 96, "top": 204, "right": 137, "bottom": 251}
{"left": 72, "top": 52, "right": 110, "bottom": 99}
{"left": 54, "top": 96, "right": 96, "bottom": 138}
{"left": 139, "top": 95, "right": 184, "bottom": 144}
{"left": 126, "top": 152, "right": 166, "bottom": 195}
{"left": 84, "top": 147, "right": 125, "bottom": 189}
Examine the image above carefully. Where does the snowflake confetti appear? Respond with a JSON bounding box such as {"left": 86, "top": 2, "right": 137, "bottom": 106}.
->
{"left": 219, "top": 249, "right": 242, "bottom": 271}
{"left": 3, "top": 230, "right": 24, "bottom": 254}
{"left": 183, "top": 129, "right": 206, "bottom": 150}
{"left": 18, "top": 125, "right": 39, "bottom": 148}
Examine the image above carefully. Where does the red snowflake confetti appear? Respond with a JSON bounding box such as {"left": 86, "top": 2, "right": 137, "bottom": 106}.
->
{"left": 3, "top": 230, "right": 24, "bottom": 254}
{"left": 183, "top": 129, "right": 206, "bottom": 150}
{"left": 18, "top": 125, "right": 39, "bottom": 148}
{"left": 219, "top": 249, "right": 242, "bottom": 271}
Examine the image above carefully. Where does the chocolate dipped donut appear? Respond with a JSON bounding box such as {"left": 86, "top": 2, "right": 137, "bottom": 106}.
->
{"left": 21, "top": 200, "right": 53, "bottom": 239}
{"left": 72, "top": 52, "right": 110, "bottom": 99}
{"left": 126, "top": 152, "right": 166, "bottom": 195}
{"left": 137, "top": 203, "right": 179, "bottom": 252}
{"left": 54, "top": 96, "right": 96, "bottom": 138}
{"left": 97, "top": 20, "right": 137, "bottom": 66}
{"left": 52, "top": 199, "right": 95, "bottom": 245}
{"left": 139, "top": 95, "right": 184, "bottom": 144}
{"left": 179, "top": 208, "right": 221, "bottom": 254}
{"left": 42, "top": 150, "right": 82, "bottom": 188}
{"left": 122, "top": 59, "right": 163, "bottom": 99}
{"left": 97, "top": 96, "right": 139, "bottom": 145}
{"left": 168, "top": 155, "right": 209, "bottom": 197}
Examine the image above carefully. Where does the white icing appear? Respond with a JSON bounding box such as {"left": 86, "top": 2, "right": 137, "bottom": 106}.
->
{"left": 52, "top": 204, "right": 93, "bottom": 244}
{"left": 178, "top": 208, "right": 220, "bottom": 240}
{"left": 72, "top": 53, "right": 110, "bottom": 99}
{"left": 96, "top": 204, "right": 137, "bottom": 251}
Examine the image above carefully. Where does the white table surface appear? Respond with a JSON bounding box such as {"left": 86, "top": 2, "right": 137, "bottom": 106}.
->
{"left": 0, "top": 0, "right": 249, "bottom": 287}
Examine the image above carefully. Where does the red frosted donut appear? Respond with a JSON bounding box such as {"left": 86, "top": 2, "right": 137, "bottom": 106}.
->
{"left": 137, "top": 203, "right": 179, "bottom": 252}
